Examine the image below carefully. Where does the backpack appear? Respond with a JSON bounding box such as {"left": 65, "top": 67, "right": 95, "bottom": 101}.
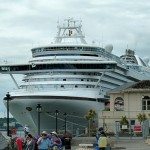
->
{"left": 98, "top": 136, "right": 107, "bottom": 148}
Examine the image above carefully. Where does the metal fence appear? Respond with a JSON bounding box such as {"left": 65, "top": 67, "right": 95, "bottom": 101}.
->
{"left": 101, "top": 119, "right": 150, "bottom": 139}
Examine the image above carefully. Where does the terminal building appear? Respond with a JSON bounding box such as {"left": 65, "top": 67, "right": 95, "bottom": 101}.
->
{"left": 98, "top": 80, "right": 150, "bottom": 133}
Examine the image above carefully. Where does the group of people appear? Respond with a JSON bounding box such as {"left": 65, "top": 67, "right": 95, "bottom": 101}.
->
{"left": 37, "top": 131, "right": 62, "bottom": 150}
{"left": 15, "top": 127, "right": 109, "bottom": 150}
{"left": 15, "top": 131, "right": 62, "bottom": 150}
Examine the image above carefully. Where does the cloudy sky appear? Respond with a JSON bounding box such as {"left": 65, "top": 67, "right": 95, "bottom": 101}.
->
{"left": 0, "top": 0, "right": 150, "bottom": 115}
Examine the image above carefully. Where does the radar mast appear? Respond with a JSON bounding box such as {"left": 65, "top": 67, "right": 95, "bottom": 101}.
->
{"left": 55, "top": 18, "right": 87, "bottom": 44}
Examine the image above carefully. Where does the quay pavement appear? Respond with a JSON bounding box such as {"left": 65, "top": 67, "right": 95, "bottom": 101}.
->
{"left": 111, "top": 138, "right": 150, "bottom": 150}
{"left": 71, "top": 137, "right": 150, "bottom": 150}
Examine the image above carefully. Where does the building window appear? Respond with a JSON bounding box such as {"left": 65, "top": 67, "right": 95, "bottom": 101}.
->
{"left": 142, "top": 96, "right": 150, "bottom": 110}
{"left": 114, "top": 97, "right": 124, "bottom": 111}
{"left": 130, "top": 120, "right": 135, "bottom": 125}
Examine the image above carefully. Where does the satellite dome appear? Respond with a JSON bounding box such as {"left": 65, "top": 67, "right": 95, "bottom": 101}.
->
{"left": 105, "top": 44, "right": 113, "bottom": 53}
{"left": 143, "top": 57, "right": 150, "bottom": 64}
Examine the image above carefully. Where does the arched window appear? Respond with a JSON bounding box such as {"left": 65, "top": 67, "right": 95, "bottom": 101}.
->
{"left": 142, "top": 95, "right": 150, "bottom": 110}
{"left": 114, "top": 97, "right": 124, "bottom": 111}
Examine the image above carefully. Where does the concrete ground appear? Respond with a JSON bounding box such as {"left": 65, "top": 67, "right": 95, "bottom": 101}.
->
{"left": 112, "top": 139, "right": 150, "bottom": 150}
{"left": 70, "top": 137, "right": 150, "bottom": 150}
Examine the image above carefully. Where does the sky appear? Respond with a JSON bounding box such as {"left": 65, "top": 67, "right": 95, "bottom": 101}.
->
{"left": 0, "top": 0, "right": 150, "bottom": 115}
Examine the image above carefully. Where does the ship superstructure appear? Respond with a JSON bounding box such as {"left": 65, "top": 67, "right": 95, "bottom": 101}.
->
{"left": 0, "top": 18, "right": 150, "bottom": 135}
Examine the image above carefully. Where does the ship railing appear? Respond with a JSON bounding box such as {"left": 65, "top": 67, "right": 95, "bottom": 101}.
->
{"left": 31, "top": 57, "right": 105, "bottom": 62}
{"left": 0, "top": 128, "right": 86, "bottom": 138}
{"left": 12, "top": 87, "right": 98, "bottom": 93}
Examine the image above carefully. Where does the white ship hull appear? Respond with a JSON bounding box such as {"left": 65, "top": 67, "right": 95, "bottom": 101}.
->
{"left": 4, "top": 91, "right": 104, "bottom": 135}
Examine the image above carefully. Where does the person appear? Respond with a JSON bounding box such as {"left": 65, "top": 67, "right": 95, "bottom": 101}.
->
{"left": 16, "top": 137, "right": 23, "bottom": 150}
{"left": 50, "top": 131, "right": 62, "bottom": 150}
{"left": 96, "top": 127, "right": 106, "bottom": 140}
{"left": 33, "top": 137, "right": 38, "bottom": 150}
{"left": 95, "top": 127, "right": 107, "bottom": 150}
{"left": 97, "top": 127, "right": 107, "bottom": 150}
{"left": 37, "top": 131, "right": 51, "bottom": 150}
{"left": 24, "top": 134, "right": 35, "bottom": 150}
{"left": 24, "top": 125, "right": 29, "bottom": 137}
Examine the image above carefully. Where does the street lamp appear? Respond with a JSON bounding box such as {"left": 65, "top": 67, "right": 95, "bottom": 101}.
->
{"left": 36, "top": 104, "right": 42, "bottom": 135}
{"left": 64, "top": 113, "right": 67, "bottom": 134}
{"left": 4, "top": 92, "right": 12, "bottom": 136}
{"left": 55, "top": 110, "right": 59, "bottom": 133}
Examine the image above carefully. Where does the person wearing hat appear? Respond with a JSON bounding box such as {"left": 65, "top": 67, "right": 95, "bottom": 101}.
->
{"left": 24, "top": 125, "right": 29, "bottom": 137}
{"left": 37, "top": 131, "right": 51, "bottom": 150}
{"left": 50, "top": 131, "right": 62, "bottom": 150}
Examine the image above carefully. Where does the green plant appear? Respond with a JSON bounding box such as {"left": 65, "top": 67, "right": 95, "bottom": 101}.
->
{"left": 84, "top": 109, "right": 96, "bottom": 136}
{"left": 137, "top": 113, "right": 147, "bottom": 124}
{"left": 120, "top": 116, "right": 129, "bottom": 133}
{"left": 84, "top": 109, "right": 96, "bottom": 121}
{"left": 120, "top": 116, "right": 129, "bottom": 125}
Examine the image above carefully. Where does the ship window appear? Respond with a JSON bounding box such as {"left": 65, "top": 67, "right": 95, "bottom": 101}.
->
{"left": 63, "top": 79, "right": 66, "bottom": 81}
{"left": 75, "top": 85, "right": 78, "bottom": 88}
{"left": 61, "top": 85, "right": 64, "bottom": 88}
{"left": 81, "top": 79, "right": 83, "bottom": 81}
{"left": 86, "top": 86, "right": 88, "bottom": 88}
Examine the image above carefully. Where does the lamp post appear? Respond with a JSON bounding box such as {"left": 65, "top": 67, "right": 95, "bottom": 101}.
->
{"left": 36, "top": 104, "right": 42, "bottom": 135}
{"left": 4, "top": 92, "right": 11, "bottom": 136}
{"left": 55, "top": 110, "right": 59, "bottom": 132}
{"left": 64, "top": 113, "right": 67, "bottom": 134}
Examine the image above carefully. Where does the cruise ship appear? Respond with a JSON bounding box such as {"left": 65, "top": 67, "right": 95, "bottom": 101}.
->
{"left": 0, "top": 18, "right": 150, "bottom": 135}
